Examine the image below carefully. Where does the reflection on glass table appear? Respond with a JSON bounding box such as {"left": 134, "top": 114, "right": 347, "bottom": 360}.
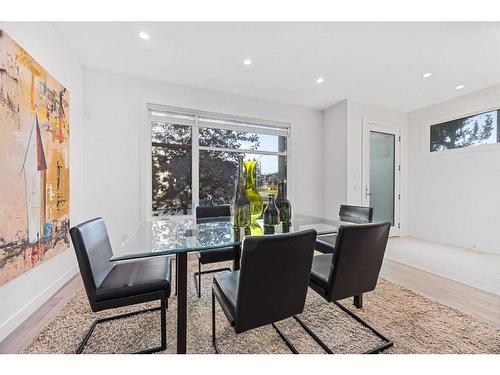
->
{"left": 112, "top": 213, "right": 340, "bottom": 262}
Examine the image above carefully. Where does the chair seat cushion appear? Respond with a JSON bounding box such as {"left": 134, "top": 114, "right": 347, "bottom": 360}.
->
{"left": 310, "top": 254, "right": 333, "bottom": 291}
{"left": 197, "top": 247, "right": 235, "bottom": 264}
{"left": 212, "top": 270, "right": 239, "bottom": 325}
{"left": 315, "top": 236, "right": 335, "bottom": 254}
{"left": 96, "top": 256, "right": 172, "bottom": 302}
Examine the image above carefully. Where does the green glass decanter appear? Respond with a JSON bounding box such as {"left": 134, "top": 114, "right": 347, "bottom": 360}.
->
{"left": 233, "top": 157, "right": 251, "bottom": 229}
{"left": 243, "top": 159, "right": 264, "bottom": 233}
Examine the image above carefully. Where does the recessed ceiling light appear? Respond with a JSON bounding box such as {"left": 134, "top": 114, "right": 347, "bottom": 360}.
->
{"left": 455, "top": 85, "right": 465, "bottom": 90}
{"left": 422, "top": 72, "right": 432, "bottom": 78}
{"left": 243, "top": 59, "right": 252, "bottom": 66}
{"left": 138, "top": 31, "right": 150, "bottom": 40}
{"left": 316, "top": 77, "right": 324, "bottom": 84}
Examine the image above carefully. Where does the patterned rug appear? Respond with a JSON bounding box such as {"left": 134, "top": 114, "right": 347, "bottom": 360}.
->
{"left": 23, "top": 258, "right": 500, "bottom": 354}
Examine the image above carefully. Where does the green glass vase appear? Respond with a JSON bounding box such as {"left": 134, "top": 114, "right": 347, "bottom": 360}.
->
{"left": 243, "top": 159, "right": 264, "bottom": 233}
{"left": 233, "top": 157, "right": 251, "bottom": 229}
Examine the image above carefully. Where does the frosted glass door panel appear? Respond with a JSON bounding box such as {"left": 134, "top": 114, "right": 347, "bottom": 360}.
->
{"left": 369, "top": 131, "right": 395, "bottom": 225}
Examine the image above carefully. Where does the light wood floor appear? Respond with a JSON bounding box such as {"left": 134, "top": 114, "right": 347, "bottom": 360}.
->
{"left": 1, "top": 255, "right": 498, "bottom": 353}
{"left": 0, "top": 275, "right": 82, "bottom": 354}
{"left": 380, "top": 258, "right": 500, "bottom": 328}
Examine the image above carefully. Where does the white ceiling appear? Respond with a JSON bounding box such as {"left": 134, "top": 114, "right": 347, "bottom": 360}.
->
{"left": 54, "top": 22, "right": 500, "bottom": 112}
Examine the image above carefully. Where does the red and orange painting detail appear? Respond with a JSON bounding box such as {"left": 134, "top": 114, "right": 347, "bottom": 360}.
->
{"left": 0, "top": 30, "right": 70, "bottom": 286}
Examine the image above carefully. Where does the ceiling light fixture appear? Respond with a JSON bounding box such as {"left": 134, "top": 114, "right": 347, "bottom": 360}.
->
{"left": 243, "top": 59, "right": 252, "bottom": 66}
{"left": 138, "top": 31, "right": 150, "bottom": 40}
{"left": 316, "top": 77, "right": 324, "bottom": 84}
{"left": 455, "top": 85, "right": 465, "bottom": 90}
{"left": 422, "top": 72, "right": 432, "bottom": 78}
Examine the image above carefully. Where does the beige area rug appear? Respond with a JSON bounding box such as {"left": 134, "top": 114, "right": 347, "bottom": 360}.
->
{"left": 23, "top": 258, "right": 500, "bottom": 354}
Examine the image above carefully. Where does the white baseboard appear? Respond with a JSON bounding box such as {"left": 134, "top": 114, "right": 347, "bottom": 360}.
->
{"left": 0, "top": 264, "right": 78, "bottom": 342}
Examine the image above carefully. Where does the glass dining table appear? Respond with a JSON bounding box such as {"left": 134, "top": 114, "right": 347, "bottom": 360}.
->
{"left": 111, "top": 213, "right": 342, "bottom": 354}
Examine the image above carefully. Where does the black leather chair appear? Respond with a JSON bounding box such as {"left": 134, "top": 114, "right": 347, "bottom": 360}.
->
{"left": 70, "top": 218, "right": 171, "bottom": 354}
{"left": 194, "top": 205, "right": 236, "bottom": 298}
{"left": 339, "top": 204, "right": 373, "bottom": 223}
{"left": 211, "top": 229, "right": 317, "bottom": 354}
{"left": 316, "top": 204, "right": 373, "bottom": 254}
{"left": 304, "top": 222, "right": 393, "bottom": 354}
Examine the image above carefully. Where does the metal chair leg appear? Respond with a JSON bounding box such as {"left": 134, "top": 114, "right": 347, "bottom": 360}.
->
{"left": 160, "top": 297, "right": 167, "bottom": 351}
{"left": 175, "top": 258, "right": 178, "bottom": 296}
{"left": 194, "top": 265, "right": 231, "bottom": 299}
{"left": 292, "top": 301, "right": 393, "bottom": 354}
{"left": 76, "top": 302, "right": 167, "bottom": 354}
{"left": 212, "top": 289, "right": 219, "bottom": 354}
{"left": 293, "top": 316, "right": 332, "bottom": 354}
{"left": 333, "top": 301, "right": 393, "bottom": 354}
{"left": 198, "top": 260, "right": 202, "bottom": 298}
{"left": 354, "top": 294, "right": 363, "bottom": 308}
{"left": 272, "top": 323, "right": 298, "bottom": 354}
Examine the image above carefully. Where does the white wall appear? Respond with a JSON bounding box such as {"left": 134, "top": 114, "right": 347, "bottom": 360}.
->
{"left": 408, "top": 85, "right": 500, "bottom": 254}
{"left": 322, "top": 100, "right": 348, "bottom": 219}
{"left": 0, "top": 23, "right": 84, "bottom": 341}
{"left": 83, "top": 68, "right": 324, "bottom": 248}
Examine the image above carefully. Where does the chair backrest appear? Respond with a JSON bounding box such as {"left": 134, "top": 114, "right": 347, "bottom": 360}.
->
{"left": 196, "top": 205, "right": 231, "bottom": 223}
{"left": 234, "top": 229, "right": 317, "bottom": 333}
{"left": 327, "top": 222, "right": 390, "bottom": 301}
{"left": 339, "top": 204, "right": 373, "bottom": 223}
{"left": 69, "top": 218, "right": 114, "bottom": 309}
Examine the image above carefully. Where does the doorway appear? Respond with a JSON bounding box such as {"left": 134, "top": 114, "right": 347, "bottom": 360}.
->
{"left": 362, "top": 121, "right": 401, "bottom": 236}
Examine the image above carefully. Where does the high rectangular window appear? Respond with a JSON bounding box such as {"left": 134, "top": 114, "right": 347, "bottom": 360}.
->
{"left": 149, "top": 106, "right": 289, "bottom": 217}
{"left": 430, "top": 109, "right": 499, "bottom": 152}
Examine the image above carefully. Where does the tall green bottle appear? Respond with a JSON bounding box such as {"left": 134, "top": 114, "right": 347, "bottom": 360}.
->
{"left": 275, "top": 181, "right": 291, "bottom": 232}
{"left": 233, "top": 157, "right": 251, "bottom": 229}
{"left": 263, "top": 194, "right": 280, "bottom": 234}
{"left": 243, "top": 160, "right": 264, "bottom": 232}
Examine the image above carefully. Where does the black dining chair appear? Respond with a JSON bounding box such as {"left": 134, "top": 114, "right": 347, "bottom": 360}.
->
{"left": 316, "top": 204, "right": 373, "bottom": 254}
{"left": 339, "top": 204, "right": 374, "bottom": 223}
{"left": 70, "top": 218, "right": 171, "bottom": 354}
{"left": 302, "top": 222, "right": 393, "bottom": 354}
{"left": 211, "top": 229, "right": 317, "bottom": 354}
{"left": 193, "top": 205, "right": 236, "bottom": 298}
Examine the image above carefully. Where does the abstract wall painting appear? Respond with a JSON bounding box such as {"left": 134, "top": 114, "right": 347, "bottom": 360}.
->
{"left": 0, "top": 30, "right": 70, "bottom": 286}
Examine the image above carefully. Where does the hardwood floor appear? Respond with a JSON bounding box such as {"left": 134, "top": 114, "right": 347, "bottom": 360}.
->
{"left": 1, "top": 255, "right": 498, "bottom": 353}
{"left": 0, "top": 275, "right": 82, "bottom": 354}
{"left": 380, "top": 258, "right": 500, "bottom": 328}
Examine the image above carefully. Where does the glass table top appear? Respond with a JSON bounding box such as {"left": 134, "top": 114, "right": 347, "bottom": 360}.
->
{"left": 112, "top": 213, "right": 344, "bottom": 261}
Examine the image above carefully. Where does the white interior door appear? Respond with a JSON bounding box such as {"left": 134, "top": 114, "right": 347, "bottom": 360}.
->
{"left": 362, "top": 122, "right": 400, "bottom": 236}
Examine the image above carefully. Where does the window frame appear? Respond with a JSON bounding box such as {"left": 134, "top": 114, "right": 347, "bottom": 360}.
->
{"left": 422, "top": 106, "right": 500, "bottom": 158}
{"left": 141, "top": 103, "right": 291, "bottom": 221}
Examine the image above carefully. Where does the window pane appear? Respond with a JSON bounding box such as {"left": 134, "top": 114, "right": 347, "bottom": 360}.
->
{"left": 199, "top": 127, "right": 287, "bottom": 152}
{"left": 199, "top": 151, "right": 287, "bottom": 206}
{"left": 199, "top": 150, "right": 239, "bottom": 206}
{"left": 152, "top": 121, "right": 192, "bottom": 144}
{"left": 151, "top": 123, "right": 192, "bottom": 216}
{"left": 430, "top": 110, "right": 499, "bottom": 152}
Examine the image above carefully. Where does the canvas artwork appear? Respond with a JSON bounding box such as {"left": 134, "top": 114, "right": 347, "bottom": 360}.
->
{"left": 0, "top": 30, "right": 70, "bottom": 286}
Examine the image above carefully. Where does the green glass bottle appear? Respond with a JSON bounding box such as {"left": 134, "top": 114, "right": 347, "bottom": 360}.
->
{"left": 263, "top": 194, "right": 280, "bottom": 234}
{"left": 275, "top": 181, "right": 291, "bottom": 232}
{"left": 243, "top": 159, "right": 264, "bottom": 232}
{"left": 233, "top": 157, "right": 251, "bottom": 229}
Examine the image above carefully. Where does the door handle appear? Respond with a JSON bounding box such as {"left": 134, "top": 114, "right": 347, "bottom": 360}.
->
{"left": 365, "top": 186, "right": 372, "bottom": 198}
